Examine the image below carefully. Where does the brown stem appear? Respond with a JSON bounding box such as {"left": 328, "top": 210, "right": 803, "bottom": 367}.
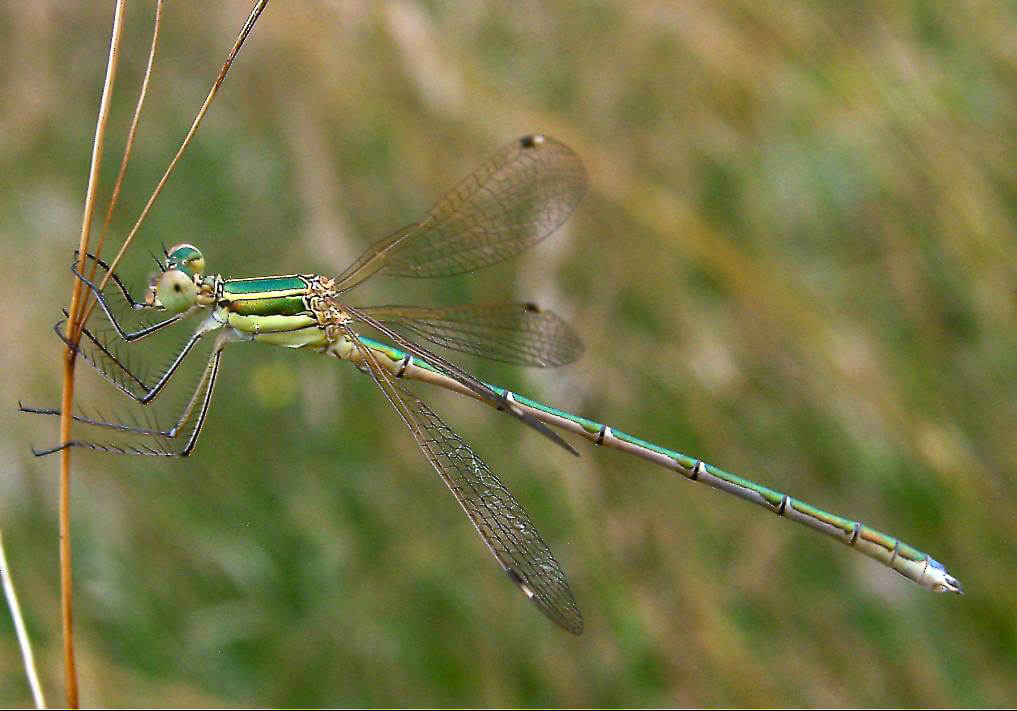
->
{"left": 60, "top": 3, "right": 126, "bottom": 707}
{"left": 96, "top": 0, "right": 272, "bottom": 299}
{"left": 58, "top": 4, "right": 272, "bottom": 704}
{"left": 81, "top": 0, "right": 164, "bottom": 328}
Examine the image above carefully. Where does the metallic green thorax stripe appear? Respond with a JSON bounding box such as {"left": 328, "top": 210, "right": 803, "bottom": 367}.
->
{"left": 222, "top": 276, "right": 313, "bottom": 317}
{"left": 355, "top": 335, "right": 946, "bottom": 579}
{"left": 229, "top": 295, "right": 308, "bottom": 317}
{"left": 220, "top": 276, "right": 316, "bottom": 335}
{"left": 223, "top": 275, "right": 310, "bottom": 295}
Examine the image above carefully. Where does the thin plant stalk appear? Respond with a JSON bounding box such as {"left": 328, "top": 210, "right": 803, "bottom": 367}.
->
{"left": 56, "top": 2, "right": 272, "bottom": 706}
{"left": 59, "top": 4, "right": 126, "bottom": 707}
{"left": 0, "top": 529, "right": 47, "bottom": 709}
{"left": 82, "top": 0, "right": 164, "bottom": 314}
{"left": 92, "top": 0, "right": 272, "bottom": 303}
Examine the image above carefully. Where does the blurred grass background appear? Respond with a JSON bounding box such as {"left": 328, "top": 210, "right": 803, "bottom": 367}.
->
{"left": 2, "top": 0, "right": 1017, "bottom": 706}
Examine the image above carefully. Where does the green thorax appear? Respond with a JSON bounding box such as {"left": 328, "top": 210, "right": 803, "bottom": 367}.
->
{"left": 221, "top": 275, "right": 313, "bottom": 317}
{"left": 217, "top": 275, "right": 323, "bottom": 340}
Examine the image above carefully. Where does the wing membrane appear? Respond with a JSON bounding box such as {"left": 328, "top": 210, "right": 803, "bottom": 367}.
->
{"left": 358, "top": 302, "right": 584, "bottom": 367}
{"left": 347, "top": 304, "right": 578, "bottom": 456}
{"left": 346, "top": 326, "right": 583, "bottom": 634}
{"left": 335, "top": 135, "right": 586, "bottom": 290}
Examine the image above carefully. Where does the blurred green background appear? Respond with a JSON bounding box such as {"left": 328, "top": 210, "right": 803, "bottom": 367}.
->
{"left": 3, "top": 0, "right": 1016, "bottom": 706}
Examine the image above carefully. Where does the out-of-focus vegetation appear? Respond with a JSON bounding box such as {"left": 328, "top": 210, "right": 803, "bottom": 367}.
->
{"left": 3, "top": 1, "right": 1016, "bottom": 706}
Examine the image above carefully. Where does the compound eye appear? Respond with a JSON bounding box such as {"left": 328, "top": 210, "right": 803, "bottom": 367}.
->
{"left": 165, "top": 243, "right": 205, "bottom": 277}
{"left": 182, "top": 252, "right": 205, "bottom": 277}
{"left": 157, "top": 269, "right": 199, "bottom": 313}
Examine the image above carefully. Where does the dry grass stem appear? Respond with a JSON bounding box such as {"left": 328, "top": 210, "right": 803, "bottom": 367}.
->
{"left": 98, "top": 0, "right": 272, "bottom": 292}
{"left": 80, "top": 0, "right": 164, "bottom": 327}
{"left": 0, "top": 530, "right": 47, "bottom": 709}
{"left": 59, "top": 3, "right": 126, "bottom": 707}
{"left": 55, "top": 3, "right": 271, "bottom": 706}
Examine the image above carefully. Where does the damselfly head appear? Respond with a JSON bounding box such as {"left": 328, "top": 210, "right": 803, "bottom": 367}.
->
{"left": 155, "top": 269, "right": 199, "bottom": 313}
{"left": 164, "top": 243, "right": 206, "bottom": 278}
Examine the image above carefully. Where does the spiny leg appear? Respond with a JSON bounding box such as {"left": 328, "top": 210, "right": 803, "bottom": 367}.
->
{"left": 18, "top": 315, "right": 214, "bottom": 441}
{"left": 57, "top": 250, "right": 222, "bottom": 402}
{"left": 73, "top": 252, "right": 184, "bottom": 341}
{"left": 343, "top": 324, "right": 582, "bottom": 634}
{"left": 60, "top": 314, "right": 213, "bottom": 404}
{"left": 22, "top": 335, "right": 227, "bottom": 457}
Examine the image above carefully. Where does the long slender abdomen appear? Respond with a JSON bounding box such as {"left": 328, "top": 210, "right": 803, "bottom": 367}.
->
{"left": 352, "top": 335, "right": 961, "bottom": 595}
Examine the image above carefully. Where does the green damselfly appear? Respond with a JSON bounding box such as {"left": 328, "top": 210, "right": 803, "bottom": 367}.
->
{"left": 23, "top": 134, "right": 961, "bottom": 634}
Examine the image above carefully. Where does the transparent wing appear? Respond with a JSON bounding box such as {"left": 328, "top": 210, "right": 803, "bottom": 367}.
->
{"left": 347, "top": 304, "right": 578, "bottom": 456}
{"left": 335, "top": 135, "right": 586, "bottom": 291}
{"left": 346, "top": 326, "right": 583, "bottom": 634}
{"left": 357, "top": 302, "right": 584, "bottom": 367}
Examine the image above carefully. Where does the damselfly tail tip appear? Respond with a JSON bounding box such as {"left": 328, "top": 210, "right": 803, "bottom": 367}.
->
{"left": 927, "top": 558, "right": 963, "bottom": 594}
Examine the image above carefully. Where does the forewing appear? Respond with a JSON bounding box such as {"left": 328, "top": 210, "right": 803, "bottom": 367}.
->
{"left": 335, "top": 135, "right": 586, "bottom": 290}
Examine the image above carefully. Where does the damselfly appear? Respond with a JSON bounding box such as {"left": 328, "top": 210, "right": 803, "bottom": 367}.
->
{"left": 22, "top": 134, "right": 961, "bottom": 634}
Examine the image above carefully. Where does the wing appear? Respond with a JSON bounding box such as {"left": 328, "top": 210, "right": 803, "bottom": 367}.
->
{"left": 357, "top": 302, "right": 584, "bottom": 367}
{"left": 345, "top": 326, "right": 583, "bottom": 634}
{"left": 334, "top": 135, "right": 586, "bottom": 291}
{"left": 347, "top": 304, "right": 578, "bottom": 456}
